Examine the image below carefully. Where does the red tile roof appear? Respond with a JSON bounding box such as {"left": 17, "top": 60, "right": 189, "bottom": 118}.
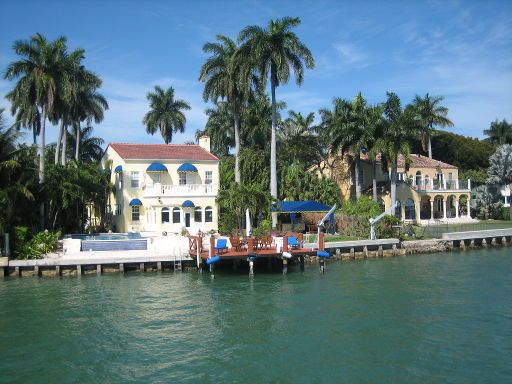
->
{"left": 108, "top": 143, "right": 219, "bottom": 161}
{"left": 361, "top": 153, "right": 457, "bottom": 169}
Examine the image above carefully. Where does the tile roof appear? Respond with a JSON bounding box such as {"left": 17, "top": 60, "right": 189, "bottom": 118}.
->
{"left": 108, "top": 143, "right": 219, "bottom": 161}
{"left": 361, "top": 153, "right": 457, "bottom": 169}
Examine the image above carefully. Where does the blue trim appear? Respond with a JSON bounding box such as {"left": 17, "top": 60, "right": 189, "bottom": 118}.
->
{"left": 129, "top": 198, "right": 142, "bottom": 206}
{"left": 114, "top": 165, "right": 123, "bottom": 173}
{"left": 177, "top": 162, "right": 198, "bottom": 173}
{"left": 146, "top": 162, "right": 168, "bottom": 172}
{"left": 182, "top": 200, "right": 195, "bottom": 208}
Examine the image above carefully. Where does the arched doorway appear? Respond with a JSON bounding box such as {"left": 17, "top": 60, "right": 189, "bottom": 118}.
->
{"left": 405, "top": 199, "right": 416, "bottom": 220}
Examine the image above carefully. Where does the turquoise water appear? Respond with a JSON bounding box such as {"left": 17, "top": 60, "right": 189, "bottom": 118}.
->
{"left": 1, "top": 249, "right": 511, "bottom": 383}
{"left": 69, "top": 232, "right": 141, "bottom": 241}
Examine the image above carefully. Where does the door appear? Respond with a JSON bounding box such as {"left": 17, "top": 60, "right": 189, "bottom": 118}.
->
{"left": 185, "top": 212, "right": 191, "bottom": 227}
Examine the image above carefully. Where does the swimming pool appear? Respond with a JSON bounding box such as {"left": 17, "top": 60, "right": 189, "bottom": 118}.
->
{"left": 67, "top": 233, "right": 142, "bottom": 241}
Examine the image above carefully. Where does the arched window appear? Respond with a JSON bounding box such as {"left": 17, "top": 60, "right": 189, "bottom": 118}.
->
{"left": 194, "top": 206, "right": 202, "bottom": 222}
{"left": 205, "top": 206, "right": 213, "bottom": 223}
{"left": 424, "top": 175, "right": 430, "bottom": 189}
{"left": 161, "top": 207, "right": 170, "bottom": 223}
{"left": 415, "top": 171, "right": 422, "bottom": 187}
{"left": 408, "top": 175, "right": 414, "bottom": 185}
{"left": 405, "top": 199, "right": 415, "bottom": 220}
{"left": 394, "top": 201, "right": 401, "bottom": 218}
{"left": 172, "top": 207, "right": 180, "bottom": 223}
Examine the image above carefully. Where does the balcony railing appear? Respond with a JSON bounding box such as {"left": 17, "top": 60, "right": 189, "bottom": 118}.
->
{"left": 413, "top": 179, "right": 471, "bottom": 192}
{"left": 144, "top": 183, "right": 216, "bottom": 197}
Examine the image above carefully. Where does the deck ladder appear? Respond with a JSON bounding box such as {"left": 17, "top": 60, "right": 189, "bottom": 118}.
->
{"left": 173, "top": 248, "right": 182, "bottom": 271}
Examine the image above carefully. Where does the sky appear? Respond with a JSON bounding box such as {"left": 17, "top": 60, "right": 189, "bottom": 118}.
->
{"left": 1, "top": 0, "right": 511, "bottom": 146}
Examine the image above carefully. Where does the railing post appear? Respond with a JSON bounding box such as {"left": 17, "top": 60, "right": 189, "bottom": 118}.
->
{"left": 443, "top": 180, "right": 447, "bottom": 190}
{"left": 468, "top": 179, "right": 471, "bottom": 190}
{"left": 456, "top": 179, "right": 459, "bottom": 190}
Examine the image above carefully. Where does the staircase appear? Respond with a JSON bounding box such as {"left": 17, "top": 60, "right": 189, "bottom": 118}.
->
{"left": 173, "top": 253, "right": 182, "bottom": 271}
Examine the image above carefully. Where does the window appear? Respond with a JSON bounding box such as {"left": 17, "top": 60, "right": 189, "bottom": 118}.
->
{"left": 205, "top": 206, "right": 213, "bottom": 222}
{"left": 194, "top": 207, "right": 202, "bottom": 222}
{"left": 115, "top": 204, "right": 122, "bottom": 215}
{"left": 153, "top": 173, "right": 161, "bottom": 184}
{"left": 131, "top": 206, "right": 140, "bottom": 221}
{"left": 205, "top": 171, "right": 213, "bottom": 185}
{"left": 394, "top": 201, "right": 401, "bottom": 218}
{"left": 424, "top": 175, "right": 430, "bottom": 188}
{"left": 415, "top": 171, "right": 422, "bottom": 187}
{"left": 405, "top": 199, "right": 415, "bottom": 220}
{"left": 179, "top": 173, "right": 186, "bottom": 185}
{"left": 173, "top": 207, "right": 181, "bottom": 223}
{"left": 131, "top": 171, "right": 139, "bottom": 188}
{"left": 383, "top": 172, "right": 390, "bottom": 181}
{"left": 358, "top": 167, "right": 363, "bottom": 185}
{"left": 505, "top": 196, "right": 510, "bottom": 205}
{"left": 398, "top": 173, "right": 404, "bottom": 181}
{"left": 117, "top": 173, "right": 123, "bottom": 189}
{"left": 448, "top": 172, "right": 453, "bottom": 180}
{"left": 161, "top": 207, "right": 170, "bottom": 223}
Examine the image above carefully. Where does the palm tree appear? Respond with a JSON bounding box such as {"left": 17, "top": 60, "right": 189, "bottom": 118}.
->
{"left": 375, "top": 92, "right": 421, "bottom": 209}
{"left": 7, "top": 91, "right": 41, "bottom": 145}
{"left": 411, "top": 93, "right": 453, "bottom": 158}
{"left": 70, "top": 78, "right": 108, "bottom": 162}
{"left": 484, "top": 119, "right": 512, "bottom": 145}
{"left": 143, "top": 86, "right": 191, "bottom": 144}
{"left": 280, "top": 110, "right": 315, "bottom": 140}
{"left": 239, "top": 17, "right": 315, "bottom": 226}
{"left": 199, "top": 35, "right": 255, "bottom": 183}
{"left": 67, "top": 124, "right": 105, "bottom": 163}
{"left": 196, "top": 101, "right": 235, "bottom": 157}
{"left": 5, "top": 33, "right": 68, "bottom": 184}
{"left": 365, "top": 105, "right": 385, "bottom": 202}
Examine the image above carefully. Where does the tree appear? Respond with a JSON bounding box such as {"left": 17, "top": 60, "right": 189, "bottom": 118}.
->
{"left": 411, "top": 93, "right": 453, "bottom": 158}
{"left": 375, "top": 92, "right": 421, "bottom": 208}
{"left": 280, "top": 110, "right": 315, "bottom": 140}
{"left": 196, "top": 101, "right": 235, "bottom": 157}
{"left": 143, "top": 86, "right": 190, "bottom": 144}
{"left": 487, "top": 144, "right": 512, "bottom": 219}
{"left": 484, "top": 119, "right": 512, "bottom": 145}
{"left": 5, "top": 33, "right": 69, "bottom": 227}
{"left": 199, "top": 35, "right": 254, "bottom": 183}
{"left": 67, "top": 125, "right": 105, "bottom": 163}
{"left": 239, "top": 17, "right": 315, "bottom": 226}
{"left": 0, "top": 109, "right": 35, "bottom": 232}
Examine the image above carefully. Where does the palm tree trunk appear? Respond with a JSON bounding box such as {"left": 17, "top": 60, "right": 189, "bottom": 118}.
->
{"left": 372, "top": 160, "right": 378, "bottom": 202}
{"left": 32, "top": 126, "right": 37, "bottom": 145}
{"left": 354, "top": 157, "right": 361, "bottom": 199}
{"left": 233, "top": 109, "right": 241, "bottom": 183}
{"left": 61, "top": 125, "right": 67, "bottom": 165}
{"left": 428, "top": 136, "right": 432, "bottom": 158}
{"left": 39, "top": 106, "right": 47, "bottom": 229}
{"left": 270, "top": 71, "right": 278, "bottom": 228}
{"left": 390, "top": 156, "right": 398, "bottom": 211}
{"left": 55, "top": 119, "right": 64, "bottom": 164}
{"left": 75, "top": 122, "right": 80, "bottom": 161}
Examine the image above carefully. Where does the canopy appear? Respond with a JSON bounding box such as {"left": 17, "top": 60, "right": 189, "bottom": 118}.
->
{"left": 114, "top": 165, "right": 123, "bottom": 173}
{"left": 146, "top": 162, "right": 168, "bottom": 172}
{"left": 129, "top": 198, "right": 142, "bottom": 206}
{"left": 182, "top": 200, "right": 195, "bottom": 208}
{"left": 271, "top": 200, "right": 331, "bottom": 213}
{"left": 177, "top": 162, "right": 198, "bottom": 173}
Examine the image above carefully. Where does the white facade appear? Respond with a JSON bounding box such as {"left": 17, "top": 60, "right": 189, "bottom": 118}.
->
{"left": 101, "top": 138, "right": 219, "bottom": 234}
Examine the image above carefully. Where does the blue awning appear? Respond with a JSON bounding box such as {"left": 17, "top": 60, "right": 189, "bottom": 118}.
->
{"left": 177, "top": 162, "right": 198, "bottom": 173}
{"left": 271, "top": 200, "right": 332, "bottom": 213}
{"left": 146, "top": 162, "right": 168, "bottom": 172}
{"left": 114, "top": 165, "right": 123, "bottom": 173}
{"left": 129, "top": 198, "right": 143, "bottom": 206}
{"left": 182, "top": 200, "right": 195, "bottom": 208}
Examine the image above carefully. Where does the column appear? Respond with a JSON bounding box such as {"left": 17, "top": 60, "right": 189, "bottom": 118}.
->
{"left": 455, "top": 198, "right": 459, "bottom": 218}
{"left": 443, "top": 198, "right": 447, "bottom": 219}
{"left": 401, "top": 204, "right": 405, "bottom": 221}
{"left": 467, "top": 197, "right": 471, "bottom": 218}
{"left": 430, "top": 199, "right": 434, "bottom": 220}
{"left": 415, "top": 202, "right": 420, "bottom": 223}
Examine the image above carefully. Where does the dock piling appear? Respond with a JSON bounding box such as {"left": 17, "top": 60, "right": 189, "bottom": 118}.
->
{"left": 139, "top": 263, "right": 145, "bottom": 272}
{"left": 34, "top": 265, "right": 39, "bottom": 277}
{"left": 282, "top": 259, "right": 288, "bottom": 275}
{"left": 55, "top": 265, "right": 61, "bottom": 276}
{"left": 319, "top": 259, "right": 325, "bottom": 273}
{"left": 119, "top": 263, "right": 124, "bottom": 273}
{"left": 300, "top": 256, "right": 305, "bottom": 271}
{"left": 350, "top": 247, "right": 355, "bottom": 259}
{"left": 249, "top": 260, "right": 254, "bottom": 276}
{"left": 363, "top": 246, "right": 369, "bottom": 258}
{"left": 77, "top": 265, "right": 82, "bottom": 276}
{"left": 96, "top": 265, "right": 102, "bottom": 275}
{"left": 157, "top": 261, "right": 162, "bottom": 272}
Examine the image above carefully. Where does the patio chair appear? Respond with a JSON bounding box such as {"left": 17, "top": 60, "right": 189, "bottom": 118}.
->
{"left": 259, "top": 235, "right": 273, "bottom": 250}
{"left": 288, "top": 236, "right": 301, "bottom": 249}
{"left": 214, "top": 238, "right": 228, "bottom": 254}
{"left": 229, "top": 237, "right": 243, "bottom": 252}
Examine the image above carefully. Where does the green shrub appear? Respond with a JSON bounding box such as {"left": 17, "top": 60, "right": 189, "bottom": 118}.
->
{"left": 341, "top": 196, "right": 381, "bottom": 218}
{"left": 377, "top": 215, "right": 401, "bottom": 239}
{"left": 12, "top": 229, "right": 60, "bottom": 260}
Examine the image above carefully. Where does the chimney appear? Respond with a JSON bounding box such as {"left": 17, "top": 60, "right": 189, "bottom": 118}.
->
{"left": 198, "top": 135, "right": 211, "bottom": 153}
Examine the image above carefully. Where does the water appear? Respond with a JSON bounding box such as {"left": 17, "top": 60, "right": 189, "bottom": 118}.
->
{"left": 1, "top": 249, "right": 511, "bottom": 383}
{"left": 68, "top": 232, "right": 142, "bottom": 241}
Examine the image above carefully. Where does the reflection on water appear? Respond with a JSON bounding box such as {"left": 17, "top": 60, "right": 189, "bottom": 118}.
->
{"left": 1, "top": 248, "right": 511, "bottom": 383}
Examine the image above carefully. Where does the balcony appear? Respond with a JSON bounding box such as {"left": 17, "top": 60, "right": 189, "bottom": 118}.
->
{"left": 144, "top": 183, "right": 216, "bottom": 197}
{"left": 413, "top": 179, "right": 471, "bottom": 192}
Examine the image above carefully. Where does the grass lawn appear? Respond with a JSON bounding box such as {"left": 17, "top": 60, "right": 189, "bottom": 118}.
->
{"left": 419, "top": 220, "right": 512, "bottom": 239}
{"left": 304, "top": 234, "right": 362, "bottom": 243}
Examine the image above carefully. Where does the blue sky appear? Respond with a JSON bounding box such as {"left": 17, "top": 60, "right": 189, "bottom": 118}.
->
{"left": 1, "top": 0, "right": 511, "bottom": 146}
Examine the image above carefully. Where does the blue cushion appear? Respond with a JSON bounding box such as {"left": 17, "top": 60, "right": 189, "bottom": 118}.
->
{"left": 288, "top": 236, "right": 299, "bottom": 246}
{"left": 317, "top": 251, "right": 330, "bottom": 258}
{"left": 215, "top": 239, "right": 227, "bottom": 249}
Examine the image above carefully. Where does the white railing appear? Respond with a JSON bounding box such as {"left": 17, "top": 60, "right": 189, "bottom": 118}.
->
{"left": 144, "top": 183, "right": 216, "bottom": 197}
{"left": 412, "top": 179, "right": 471, "bottom": 192}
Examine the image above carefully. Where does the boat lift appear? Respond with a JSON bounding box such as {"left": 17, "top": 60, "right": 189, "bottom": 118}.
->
{"left": 369, "top": 201, "right": 399, "bottom": 240}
